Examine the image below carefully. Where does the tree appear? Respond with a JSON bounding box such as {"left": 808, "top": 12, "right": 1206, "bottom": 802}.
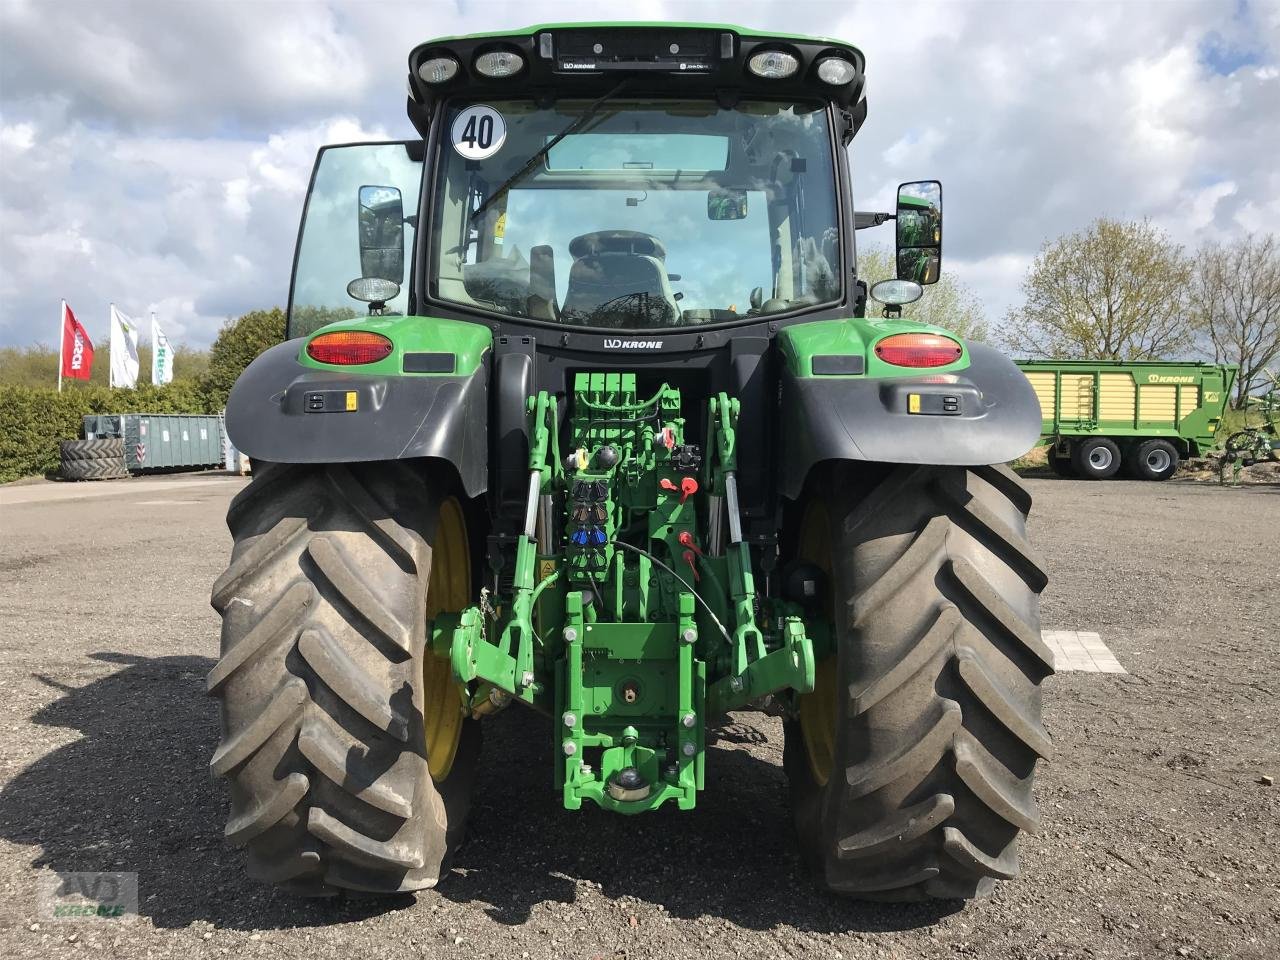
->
{"left": 857, "top": 244, "right": 990, "bottom": 341}
{"left": 1190, "top": 234, "right": 1280, "bottom": 407}
{"left": 1002, "top": 219, "right": 1194, "bottom": 360}
{"left": 204, "top": 307, "right": 287, "bottom": 403}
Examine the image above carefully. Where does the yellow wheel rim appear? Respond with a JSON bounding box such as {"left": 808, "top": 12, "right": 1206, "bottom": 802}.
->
{"left": 797, "top": 499, "right": 838, "bottom": 787}
{"left": 423, "top": 496, "right": 470, "bottom": 782}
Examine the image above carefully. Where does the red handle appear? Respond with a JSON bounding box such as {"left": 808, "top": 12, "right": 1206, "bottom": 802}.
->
{"left": 679, "top": 476, "right": 699, "bottom": 503}
{"left": 681, "top": 549, "right": 701, "bottom": 582}
{"left": 677, "top": 530, "right": 703, "bottom": 556}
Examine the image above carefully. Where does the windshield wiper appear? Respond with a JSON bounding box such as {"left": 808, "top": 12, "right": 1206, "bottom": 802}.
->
{"left": 468, "top": 80, "right": 630, "bottom": 225}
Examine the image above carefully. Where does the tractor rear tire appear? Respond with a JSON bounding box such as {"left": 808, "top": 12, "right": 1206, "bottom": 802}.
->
{"left": 60, "top": 438, "right": 125, "bottom": 461}
{"left": 785, "top": 464, "right": 1052, "bottom": 901}
{"left": 208, "top": 460, "right": 479, "bottom": 896}
{"left": 60, "top": 455, "right": 128, "bottom": 481}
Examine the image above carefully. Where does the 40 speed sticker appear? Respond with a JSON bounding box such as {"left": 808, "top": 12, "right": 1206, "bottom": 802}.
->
{"left": 451, "top": 105, "right": 506, "bottom": 160}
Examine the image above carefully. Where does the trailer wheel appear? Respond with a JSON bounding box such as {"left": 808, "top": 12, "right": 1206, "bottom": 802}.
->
{"left": 1125, "top": 439, "right": 1179, "bottom": 481}
{"left": 1071, "top": 437, "right": 1121, "bottom": 480}
{"left": 1047, "top": 451, "right": 1075, "bottom": 478}
{"left": 785, "top": 464, "right": 1051, "bottom": 901}
{"left": 208, "top": 461, "right": 479, "bottom": 896}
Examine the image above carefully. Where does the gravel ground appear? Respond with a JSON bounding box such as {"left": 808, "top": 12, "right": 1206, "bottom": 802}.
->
{"left": 0, "top": 472, "right": 1276, "bottom": 959}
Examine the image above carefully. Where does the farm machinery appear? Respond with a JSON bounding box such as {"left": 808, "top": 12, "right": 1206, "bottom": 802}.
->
{"left": 212, "top": 23, "right": 1050, "bottom": 902}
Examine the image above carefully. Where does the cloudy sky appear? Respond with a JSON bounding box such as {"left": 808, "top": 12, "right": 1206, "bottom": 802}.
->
{"left": 1, "top": 0, "right": 1276, "bottom": 348}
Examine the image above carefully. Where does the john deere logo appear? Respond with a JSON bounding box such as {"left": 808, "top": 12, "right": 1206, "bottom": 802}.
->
{"left": 1148, "top": 374, "right": 1194, "bottom": 384}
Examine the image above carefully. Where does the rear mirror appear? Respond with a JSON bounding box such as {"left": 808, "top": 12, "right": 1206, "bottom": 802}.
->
{"left": 895, "top": 180, "right": 941, "bottom": 285}
{"left": 707, "top": 188, "right": 749, "bottom": 221}
{"left": 358, "top": 185, "right": 405, "bottom": 283}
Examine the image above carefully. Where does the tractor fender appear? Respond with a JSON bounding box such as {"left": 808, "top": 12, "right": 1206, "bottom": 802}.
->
{"left": 224, "top": 339, "right": 488, "bottom": 496}
{"left": 778, "top": 341, "right": 1041, "bottom": 499}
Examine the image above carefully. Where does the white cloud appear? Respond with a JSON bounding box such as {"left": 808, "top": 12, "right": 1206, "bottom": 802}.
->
{"left": 0, "top": 105, "right": 386, "bottom": 345}
{"left": 1, "top": 1, "right": 1278, "bottom": 347}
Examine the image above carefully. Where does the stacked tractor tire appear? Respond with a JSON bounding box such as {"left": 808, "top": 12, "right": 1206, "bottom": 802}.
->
{"left": 60, "top": 438, "right": 129, "bottom": 481}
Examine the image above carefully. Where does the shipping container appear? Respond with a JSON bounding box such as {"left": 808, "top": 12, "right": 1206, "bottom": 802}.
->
{"left": 1015, "top": 360, "right": 1236, "bottom": 480}
{"left": 82, "top": 413, "right": 225, "bottom": 472}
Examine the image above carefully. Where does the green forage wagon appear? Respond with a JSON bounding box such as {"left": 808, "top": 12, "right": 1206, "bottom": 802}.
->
{"left": 211, "top": 22, "right": 1050, "bottom": 902}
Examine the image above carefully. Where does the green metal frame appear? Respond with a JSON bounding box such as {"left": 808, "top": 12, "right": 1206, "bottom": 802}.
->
{"left": 298, "top": 314, "right": 492, "bottom": 377}
{"left": 778, "top": 317, "right": 971, "bottom": 379}
{"left": 433, "top": 373, "right": 815, "bottom": 813}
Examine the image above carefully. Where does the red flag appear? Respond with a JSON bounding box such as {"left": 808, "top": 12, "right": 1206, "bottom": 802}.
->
{"left": 61, "top": 302, "right": 95, "bottom": 380}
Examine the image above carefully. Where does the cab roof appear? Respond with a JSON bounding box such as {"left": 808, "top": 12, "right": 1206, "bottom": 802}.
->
{"left": 405, "top": 22, "right": 867, "bottom": 142}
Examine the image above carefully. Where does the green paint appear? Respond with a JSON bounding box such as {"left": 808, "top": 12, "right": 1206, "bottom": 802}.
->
{"left": 778, "top": 317, "right": 972, "bottom": 378}
{"left": 1016, "top": 359, "right": 1238, "bottom": 457}
{"left": 437, "top": 375, "right": 817, "bottom": 814}
{"left": 298, "top": 314, "right": 492, "bottom": 377}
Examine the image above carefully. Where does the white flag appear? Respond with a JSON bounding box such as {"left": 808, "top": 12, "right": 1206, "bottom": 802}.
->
{"left": 151, "top": 312, "right": 173, "bottom": 384}
{"left": 109, "top": 304, "right": 140, "bottom": 389}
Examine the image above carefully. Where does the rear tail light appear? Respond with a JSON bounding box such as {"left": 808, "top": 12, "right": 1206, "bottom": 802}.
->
{"left": 306, "top": 331, "right": 393, "bottom": 365}
{"left": 875, "top": 333, "right": 963, "bottom": 368}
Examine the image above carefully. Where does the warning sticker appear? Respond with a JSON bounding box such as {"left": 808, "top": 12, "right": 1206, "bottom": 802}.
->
{"left": 494, "top": 212, "right": 507, "bottom": 245}
{"left": 451, "top": 105, "right": 506, "bottom": 160}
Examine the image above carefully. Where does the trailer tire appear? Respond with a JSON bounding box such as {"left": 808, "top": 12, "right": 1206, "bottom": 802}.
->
{"left": 785, "top": 463, "right": 1051, "bottom": 901}
{"left": 208, "top": 460, "right": 479, "bottom": 896}
{"left": 1071, "top": 437, "right": 1121, "bottom": 480}
{"left": 60, "top": 438, "right": 125, "bottom": 461}
{"left": 1048, "top": 451, "right": 1075, "bottom": 478}
{"left": 1125, "top": 439, "right": 1179, "bottom": 481}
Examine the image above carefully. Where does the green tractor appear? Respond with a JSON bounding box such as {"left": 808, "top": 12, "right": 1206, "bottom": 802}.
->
{"left": 212, "top": 23, "right": 1050, "bottom": 902}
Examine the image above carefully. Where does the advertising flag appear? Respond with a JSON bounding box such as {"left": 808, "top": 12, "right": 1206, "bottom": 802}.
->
{"left": 151, "top": 312, "right": 173, "bottom": 384}
{"left": 109, "top": 304, "right": 141, "bottom": 389}
{"left": 59, "top": 301, "right": 95, "bottom": 387}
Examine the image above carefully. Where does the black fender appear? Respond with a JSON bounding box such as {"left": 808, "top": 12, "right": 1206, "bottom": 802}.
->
{"left": 778, "top": 342, "right": 1041, "bottom": 499}
{"left": 225, "top": 339, "right": 488, "bottom": 497}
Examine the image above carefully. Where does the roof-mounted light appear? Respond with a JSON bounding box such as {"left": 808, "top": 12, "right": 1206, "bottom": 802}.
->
{"left": 418, "top": 56, "right": 459, "bottom": 84}
{"left": 747, "top": 49, "right": 799, "bottom": 79}
{"left": 816, "top": 57, "right": 857, "bottom": 86}
{"left": 475, "top": 49, "right": 525, "bottom": 78}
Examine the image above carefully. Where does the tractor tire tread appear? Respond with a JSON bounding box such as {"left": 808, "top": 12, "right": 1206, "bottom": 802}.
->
{"left": 787, "top": 464, "right": 1050, "bottom": 902}
{"left": 208, "top": 461, "right": 476, "bottom": 896}
{"left": 60, "top": 438, "right": 125, "bottom": 461}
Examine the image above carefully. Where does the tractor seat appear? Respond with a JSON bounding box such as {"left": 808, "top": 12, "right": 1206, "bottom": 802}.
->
{"left": 561, "top": 231, "right": 680, "bottom": 328}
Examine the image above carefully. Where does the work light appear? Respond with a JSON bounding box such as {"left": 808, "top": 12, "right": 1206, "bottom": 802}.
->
{"left": 816, "top": 57, "right": 857, "bottom": 85}
{"left": 747, "top": 50, "right": 799, "bottom": 79}
{"left": 475, "top": 50, "right": 525, "bottom": 78}
{"left": 418, "top": 56, "right": 459, "bottom": 84}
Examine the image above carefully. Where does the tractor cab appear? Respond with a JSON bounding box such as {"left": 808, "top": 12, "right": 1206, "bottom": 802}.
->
{"left": 286, "top": 24, "right": 925, "bottom": 337}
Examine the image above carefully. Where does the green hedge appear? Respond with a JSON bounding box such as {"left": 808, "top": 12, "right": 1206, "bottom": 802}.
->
{"left": 0, "top": 383, "right": 220, "bottom": 483}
